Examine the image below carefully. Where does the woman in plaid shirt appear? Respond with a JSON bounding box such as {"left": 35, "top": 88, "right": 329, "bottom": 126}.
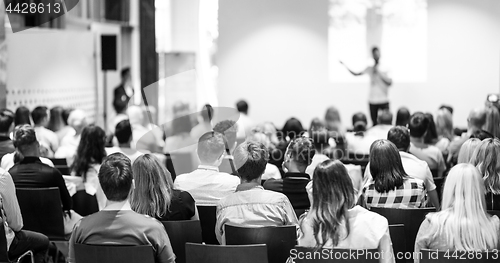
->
{"left": 363, "top": 139, "right": 426, "bottom": 209}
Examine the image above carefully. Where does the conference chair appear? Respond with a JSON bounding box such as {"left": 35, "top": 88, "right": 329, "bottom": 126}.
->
{"left": 15, "top": 187, "right": 68, "bottom": 263}
{"left": 74, "top": 244, "right": 154, "bottom": 263}
{"left": 225, "top": 225, "right": 296, "bottom": 263}
{"left": 389, "top": 224, "right": 406, "bottom": 263}
{"left": 197, "top": 206, "right": 219, "bottom": 244}
{"left": 420, "top": 248, "right": 498, "bottom": 262}
{"left": 293, "top": 246, "right": 379, "bottom": 263}
{"left": 0, "top": 215, "right": 34, "bottom": 263}
{"left": 370, "top": 207, "right": 436, "bottom": 255}
{"left": 161, "top": 220, "right": 203, "bottom": 263}
{"left": 185, "top": 243, "right": 268, "bottom": 263}
{"left": 50, "top": 158, "right": 70, "bottom": 175}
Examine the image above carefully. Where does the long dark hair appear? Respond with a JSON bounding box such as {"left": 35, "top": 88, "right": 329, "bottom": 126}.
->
{"left": 14, "top": 106, "right": 31, "bottom": 126}
{"left": 48, "top": 106, "right": 65, "bottom": 132}
{"left": 310, "top": 160, "right": 355, "bottom": 249}
{"left": 369, "top": 139, "right": 408, "bottom": 193}
{"left": 424, "top": 113, "right": 438, "bottom": 144}
{"left": 71, "top": 125, "right": 107, "bottom": 181}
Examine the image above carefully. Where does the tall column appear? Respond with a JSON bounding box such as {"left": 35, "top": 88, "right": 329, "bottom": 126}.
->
{"left": 0, "top": 4, "right": 6, "bottom": 109}
{"left": 139, "top": 0, "right": 158, "bottom": 120}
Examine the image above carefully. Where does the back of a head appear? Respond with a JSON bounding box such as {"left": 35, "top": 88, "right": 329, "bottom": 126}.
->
{"left": 247, "top": 132, "right": 271, "bottom": 149}
{"left": 369, "top": 139, "right": 406, "bottom": 193}
{"left": 67, "top": 109, "right": 87, "bottom": 132}
{"left": 469, "top": 138, "right": 500, "bottom": 194}
{"left": 74, "top": 125, "right": 107, "bottom": 179}
{"left": 311, "top": 130, "right": 329, "bottom": 152}
{"left": 310, "top": 159, "right": 354, "bottom": 248}
{"left": 482, "top": 106, "right": 500, "bottom": 138}
{"left": 233, "top": 141, "right": 268, "bottom": 182}
{"left": 31, "top": 106, "right": 48, "bottom": 126}
{"left": 351, "top": 112, "right": 367, "bottom": 132}
{"left": 409, "top": 112, "right": 429, "bottom": 138}
{"left": 200, "top": 104, "right": 214, "bottom": 122}
{"left": 14, "top": 106, "right": 31, "bottom": 126}
{"left": 287, "top": 137, "right": 315, "bottom": 167}
{"left": 423, "top": 113, "right": 438, "bottom": 144}
{"left": 282, "top": 118, "right": 304, "bottom": 141}
{"left": 457, "top": 138, "right": 481, "bottom": 164}
{"left": 197, "top": 132, "right": 225, "bottom": 164}
{"left": 325, "top": 106, "right": 342, "bottom": 131}
{"left": 131, "top": 154, "right": 173, "bottom": 218}
{"left": 213, "top": 120, "right": 237, "bottom": 149}
{"left": 435, "top": 109, "right": 453, "bottom": 140}
{"left": 387, "top": 126, "right": 410, "bottom": 151}
{"left": 99, "top": 153, "right": 133, "bottom": 202}
{"left": 13, "top": 124, "right": 37, "bottom": 153}
{"left": 236, "top": 100, "right": 249, "bottom": 114}
{"left": 395, "top": 107, "right": 410, "bottom": 127}
{"left": 309, "top": 118, "right": 325, "bottom": 134}
{"left": 62, "top": 108, "right": 73, "bottom": 126}
{"left": 115, "top": 120, "right": 133, "bottom": 144}
{"left": 438, "top": 163, "right": 498, "bottom": 251}
{"left": 377, "top": 109, "right": 393, "bottom": 125}
{"left": 439, "top": 105, "right": 454, "bottom": 115}
{"left": 0, "top": 109, "right": 14, "bottom": 133}
{"left": 48, "top": 106, "right": 64, "bottom": 132}
{"left": 468, "top": 107, "right": 487, "bottom": 130}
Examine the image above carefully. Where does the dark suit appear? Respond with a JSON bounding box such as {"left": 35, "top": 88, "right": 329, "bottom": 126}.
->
{"left": 113, "top": 84, "right": 133, "bottom": 110}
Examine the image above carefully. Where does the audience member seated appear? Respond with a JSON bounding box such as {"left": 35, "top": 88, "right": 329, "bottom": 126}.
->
{"left": 324, "top": 107, "right": 347, "bottom": 158}
{"left": 67, "top": 125, "right": 108, "bottom": 210}
{"left": 264, "top": 137, "right": 314, "bottom": 212}
{"left": 434, "top": 108, "right": 454, "bottom": 154}
{"left": 131, "top": 154, "right": 198, "bottom": 221}
{"left": 173, "top": 132, "right": 240, "bottom": 206}
{"left": 362, "top": 139, "right": 426, "bottom": 209}
{"left": 246, "top": 132, "right": 281, "bottom": 180}
{"left": 106, "top": 120, "right": 143, "bottom": 163}
{"left": 14, "top": 106, "right": 31, "bottom": 126}
{"left": 164, "top": 114, "right": 196, "bottom": 154}
{"left": 108, "top": 91, "right": 129, "bottom": 136}
{"left": 469, "top": 138, "right": 500, "bottom": 210}
{"left": 298, "top": 160, "right": 394, "bottom": 263}
{"left": 0, "top": 109, "right": 15, "bottom": 160}
{"left": 273, "top": 118, "right": 304, "bottom": 175}
{"left": 128, "top": 105, "right": 162, "bottom": 153}
{"left": 324, "top": 106, "right": 345, "bottom": 134}
{"left": 253, "top": 122, "right": 283, "bottom": 176}
{"left": 447, "top": 107, "right": 486, "bottom": 165}
{"left": 68, "top": 153, "right": 176, "bottom": 263}
{"left": 414, "top": 164, "right": 499, "bottom": 263}
{"left": 191, "top": 104, "right": 214, "bottom": 140}
{"left": 409, "top": 112, "right": 446, "bottom": 177}
{"left": 364, "top": 127, "right": 440, "bottom": 209}
{"left": 482, "top": 105, "right": 500, "bottom": 138}
{"left": 365, "top": 109, "right": 393, "bottom": 140}
{"left": 305, "top": 130, "right": 330, "bottom": 178}
{"left": 395, "top": 107, "right": 410, "bottom": 127}
{"left": 423, "top": 113, "right": 439, "bottom": 145}
{"left": 32, "top": 106, "right": 59, "bottom": 157}
{"left": 345, "top": 112, "right": 372, "bottom": 155}
{"left": 456, "top": 138, "right": 481, "bottom": 164}
{"left": 213, "top": 120, "right": 238, "bottom": 174}
{"left": 48, "top": 106, "right": 74, "bottom": 143}
{"left": 55, "top": 109, "right": 87, "bottom": 164}
{"left": 0, "top": 167, "right": 49, "bottom": 263}
{"left": 9, "top": 125, "right": 80, "bottom": 234}
{"left": 235, "top": 100, "right": 254, "bottom": 141}
{"left": 215, "top": 141, "right": 298, "bottom": 244}
{"left": 351, "top": 112, "right": 368, "bottom": 132}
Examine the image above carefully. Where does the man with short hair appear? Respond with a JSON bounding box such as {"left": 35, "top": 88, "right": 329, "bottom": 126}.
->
{"left": 32, "top": 106, "right": 59, "bottom": 156}
{"left": 174, "top": 132, "right": 240, "bottom": 206}
{"left": 409, "top": 112, "right": 446, "bottom": 177}
{"left": 213, "top": 120, "right": 238, "bottom": 174}
{"left": 264, "top": 137, "right": 315, "bottom": 212}
{"left": 0, "top": 109, "right": 15, "bottom": 160}
{"left": 215, "top": 141, "right": 298, "bottom": 244}
{"left": 106, "top": 120, "right": 143, "bottom": 163}
{"left": 68, "top": 153, "right": 176, "bottom": 263}
{"left": 364, "top": 126, "right": 440, "bottom": 209}
{"left": 365, "top": 109, "right": 393, "bottom": 139}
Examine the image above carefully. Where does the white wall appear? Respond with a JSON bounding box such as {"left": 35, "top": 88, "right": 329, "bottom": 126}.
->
{"left": 217, "top": 0, "right": 500, "bottom": 129}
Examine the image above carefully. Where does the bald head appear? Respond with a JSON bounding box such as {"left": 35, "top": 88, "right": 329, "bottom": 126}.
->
{"left": 468, "top": 107, "right": 486, "bottom": 130}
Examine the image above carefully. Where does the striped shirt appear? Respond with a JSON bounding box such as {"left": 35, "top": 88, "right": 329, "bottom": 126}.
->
{"left": 363, "top": 177, "right": 426, "bottom": 209}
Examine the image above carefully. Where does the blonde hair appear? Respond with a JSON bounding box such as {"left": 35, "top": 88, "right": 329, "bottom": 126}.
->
{"left": 435, "top": 109, "right": 453, "bottom": 141}
{"left": 469, "top": 138, "right": 500, "bottom": 194}
{"left": 425, "top": 164, "right": 498, "bottom": 251}
{"left": 130, "top": 154, "right": 173, "bottom": 218}
{"left": 457, "top": 138, "right": 481, "bottom": 164}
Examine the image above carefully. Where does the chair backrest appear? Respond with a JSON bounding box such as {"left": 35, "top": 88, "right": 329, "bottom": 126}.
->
{"left": 185, "top": 243, "right": 268, "bottom": 263}
{"left": 282, "top": 178, "right": 310, "bottom": 210}
{"left": 0, "top": 215, "right": 10, "bottom": 262}
{"left": 197, "top": 206, "right": 219, "bottom": 244}
{"left": 74, "top": 244, "right": 155, "bottom": 263}
{"left": 420, "top": 248, "right": 498, "bottom": 263}
{"left": 293, "top": 246, "right": 379, "bottom": 263}
{"left": 225, "top": 225, "right": 296, "bottom": 263}
{"left": 50, "top": 158, "right": 70, "bottom": 175}
{"left": 370, "top": 207, "right": 435, "bottom": 255}
{"left": 161, "top": 220, "right": 203, "bottom": 263}
{"left": 15, "top": 187, "right": 65, "bottom": 239}
{"left": 388, "top": 224, "right": 405, "bottom": 263}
